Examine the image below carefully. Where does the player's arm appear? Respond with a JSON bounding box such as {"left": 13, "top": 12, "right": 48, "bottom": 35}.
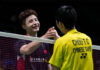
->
{"left": 20, "top": 41, "right": 42, "bottom": 55}
{"left": 50, "top": 64, "right": 60, "bottom": 70}
{"left": 20, "top": 34, "right": 50, "bottom": 55}
{"left": 20, "top": 27, "right": 60, "bottom": 55}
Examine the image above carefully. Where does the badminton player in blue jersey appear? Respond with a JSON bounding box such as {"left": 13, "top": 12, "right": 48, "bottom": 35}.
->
{"left": 15, "top": 9, "right": 60, "bottom": 70}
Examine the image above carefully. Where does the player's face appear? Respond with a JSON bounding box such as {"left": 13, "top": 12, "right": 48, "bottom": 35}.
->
{"left": 23, "top": 15, "right": 40, "bottom": 32}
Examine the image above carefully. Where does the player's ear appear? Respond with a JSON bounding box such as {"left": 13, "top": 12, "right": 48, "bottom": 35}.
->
{"left": 57, "top": 21, "right": 64, "bottom": 28}
{"left": 56, "top": 20, "right": 60, "bottom": 28}
{"left": 58, "top": 21, "right": 67, "bottom": 34}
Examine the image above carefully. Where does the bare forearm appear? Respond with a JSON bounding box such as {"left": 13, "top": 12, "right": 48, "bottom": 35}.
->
{"left": 20, "top": 41, "right": 42, "bottom": 55}
{"left": 20, "top": 35, "right": 48, "bottom": 55}
{"left": 48, "top": 64, "right": 52, "bottom": 70}
{"left": 50, "top": 65, "right": 60, "bottom": 70}
{"left": 20, "top": 27, "right": 60, "bottom": 55}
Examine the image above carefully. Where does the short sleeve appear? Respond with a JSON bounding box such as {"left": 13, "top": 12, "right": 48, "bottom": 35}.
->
{"left": 49, "top": 39, "right": 64, "bottom": 68}
{"left": 14, "top": 39, "right": 30, "bottom": 55}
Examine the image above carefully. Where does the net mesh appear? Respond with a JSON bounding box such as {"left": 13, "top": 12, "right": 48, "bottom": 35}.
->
{"left": 0, "top": 33, "right": 100, "bottom": 70}
{"left": 0, "top": 37, "right": 17, "bottom": 70}
{"left": 0, "top": 36, "right": 53, "bottom": 70}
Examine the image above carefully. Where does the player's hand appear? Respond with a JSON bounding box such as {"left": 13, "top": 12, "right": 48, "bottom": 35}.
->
{"left": 41, "top": 27, "right": 60, "bottom": 40}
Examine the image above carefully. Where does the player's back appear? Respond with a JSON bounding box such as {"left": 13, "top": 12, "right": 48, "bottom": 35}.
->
{"left": 61, "top": 31, "right": 94, "bottom": 70}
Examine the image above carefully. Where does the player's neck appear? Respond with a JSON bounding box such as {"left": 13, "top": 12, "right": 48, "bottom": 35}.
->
{"left": 26, "top": 32, "right": 37, "bottom": 37}
{"left": 65, "top": 27, "right": 76, "bottom": 34}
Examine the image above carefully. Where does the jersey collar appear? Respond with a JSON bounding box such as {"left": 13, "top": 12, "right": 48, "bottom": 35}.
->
{"left": 65, "top": 29, "right": 78, "bottom": 35}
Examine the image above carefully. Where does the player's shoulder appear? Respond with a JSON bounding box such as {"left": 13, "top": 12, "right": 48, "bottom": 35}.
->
{"left": 55, "top": 35, "right": 70, "bottom": 44}
{"left": 81, "top": 32, "right": 91, "bottom": 39}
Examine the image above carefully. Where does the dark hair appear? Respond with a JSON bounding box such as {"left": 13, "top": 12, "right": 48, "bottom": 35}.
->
{"left": 18, "top": 9, "right": 38, "bottom": 25}
{"left": 55, "top": 5, "right": 77, "bottom": 30}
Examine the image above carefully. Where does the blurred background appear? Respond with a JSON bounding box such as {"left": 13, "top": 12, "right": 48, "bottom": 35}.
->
{"left": 0, "top": 1, "right": 100, "bottom": 45}
{"left": 0, "top": 1, "right": 100, "bottom": 70}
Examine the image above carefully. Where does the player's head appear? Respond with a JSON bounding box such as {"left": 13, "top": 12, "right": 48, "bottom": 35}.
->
{"left": 55, "top": 5, "right": 77, "bottom": 33}
{"left": 18, "top": 9, "right": 40, "bottom": 33}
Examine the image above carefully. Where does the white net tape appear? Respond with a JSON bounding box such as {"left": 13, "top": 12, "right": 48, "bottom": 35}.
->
{"left": 0, "top": 31, "right": 100, "bottom": 50}
{"left": 0, "top": 31, "right": 55, "bottom": 44}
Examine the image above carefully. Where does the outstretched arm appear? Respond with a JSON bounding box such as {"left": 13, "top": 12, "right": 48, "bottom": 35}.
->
{"left": 48, "top": 64, "right": 60, "bottom": 70}
{"left": 20, "top": 27, "right": 60, "bottom": 55}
